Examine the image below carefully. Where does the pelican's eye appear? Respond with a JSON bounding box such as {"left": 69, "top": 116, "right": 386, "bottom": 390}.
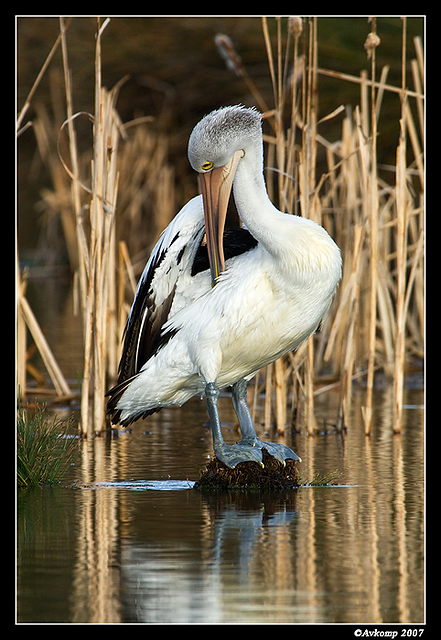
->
{"left": 201, "top": 161, "right": 214, "bottom": 171}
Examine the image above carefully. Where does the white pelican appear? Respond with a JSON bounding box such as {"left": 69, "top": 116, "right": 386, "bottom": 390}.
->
{"left": 107, "top": 105, "right": 341, "bottom": 468}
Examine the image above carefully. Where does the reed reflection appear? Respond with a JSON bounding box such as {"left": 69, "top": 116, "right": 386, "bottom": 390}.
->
{"left": 57, "top": 389, "right": 424, "bottom": 624}
{"left": 119, "top": 490, "right": 298, "bottom": 623}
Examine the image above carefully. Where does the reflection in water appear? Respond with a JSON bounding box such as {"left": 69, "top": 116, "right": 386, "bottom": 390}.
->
{"left": 17, "top": 390, "right": 424, "bottom": 623}
{"left": 120, "top": 491, "right": 298, "bottom": 623}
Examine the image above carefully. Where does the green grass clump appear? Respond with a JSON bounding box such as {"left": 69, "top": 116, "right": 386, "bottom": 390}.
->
{"left": 17, "top": 403, "right": 79, "bottom": 487}
{"left": 299, "top": 470, "right": 344, "bottom": 487}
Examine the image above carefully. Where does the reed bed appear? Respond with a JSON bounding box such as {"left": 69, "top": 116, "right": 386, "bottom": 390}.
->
{"left": 17, "top": 17, "right": 424, "bottom": 436}
{"left": 248, "top": 17, "right": 424, "bottom": 435}
{"left": 18, "top": 18, "right": 176, "bottom": 434}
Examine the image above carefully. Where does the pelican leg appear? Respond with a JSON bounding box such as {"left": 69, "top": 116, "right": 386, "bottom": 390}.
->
{"left": 232, "top": 379, "right": 302, "bottom": 465}
{"left": 205, "top": 382, "right": 263, "bottom": 469}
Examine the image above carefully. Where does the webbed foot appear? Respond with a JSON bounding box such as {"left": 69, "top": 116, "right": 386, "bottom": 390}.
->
{"left": 206, "top": 380, "right": 301, "bottom": 470}
{"left": 238, "top": 438, "right": 301, "bottom": 466}
{"left": 214, "top": 441, "right": 264, "bottom": 469}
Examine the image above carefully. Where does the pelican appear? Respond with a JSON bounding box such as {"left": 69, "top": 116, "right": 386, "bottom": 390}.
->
{"left": 106, "top": 105, "right": 341, "bottom": 468}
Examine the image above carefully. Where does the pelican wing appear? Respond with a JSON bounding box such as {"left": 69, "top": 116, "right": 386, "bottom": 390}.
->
{"left": 117, "top": 196, "right": 206, "bottom": 382}
{"left": 106, "top": 197, "right": 206, "bottom": 424}
{"left": 107, "top": 194, "right": 259, "bottom": 425}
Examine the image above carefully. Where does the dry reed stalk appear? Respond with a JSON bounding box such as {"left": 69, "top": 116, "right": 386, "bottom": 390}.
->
{"left": 404, "top": 100, "right": 424, "bottom": 192}
{"left": 274, "top": 357, "right": 287, "bottom": 433}
{"left": 16, "top": 265, "right": 27, "bottom": 398}
{"left": 305, "top": 338, "right": 318, "bottom": 436}
{"left": 391, "top": 22, "right": 409, "bottom": 433}
{"left": 59, "top": 17, "right": 84, "bottom": 284}
{"left": 362, "top": 19, "right": 381, "bottom": 436}
{"left": 16, "top": 18, "right": 72, "bottom": 134}
{"left": 264, "top": 363, "right": 273, "bottom": 431}
{"left": 16, "top": 263, "right": 73, "bottom": 399}
{"left": 376, "top": 262, "right": 395, "bottom": 375}
{"left": 261, "top": 18, "right": 287, "bottom": 433}
{"left": 82, "top": 19, "right": 122, "bottom": 433}
{"left": 260, "top": 17, "right": 323, "bottom": 434}
{"left": 262, "top": 18, "right": 278, "bottom": 119}
{"left": 58, "top": 17, "right": 123, "bottom": 433}
{"left": 18, "top": 296, "right": 72, "bottom": 398}
{"left": 303, "top": 19, "right": 320, "bottom": 435}
{"left": 16, "top": 21, "right": 75, "bottom": 402}
{"left": 316, "top": 67, "right": 424, "bottom": 101}
{"left": 335, "top": 224, "right": 364, "bottom": 431}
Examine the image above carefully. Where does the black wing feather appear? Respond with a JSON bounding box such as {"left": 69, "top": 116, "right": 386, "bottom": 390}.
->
{"left": 191, "top": 227, "right": 257, "bottom": 276}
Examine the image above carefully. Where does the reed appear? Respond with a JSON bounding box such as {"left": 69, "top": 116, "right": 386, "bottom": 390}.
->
{"left": 58, "top": 18, "right": 122, "bottom": 433}
{"left": 361, "top": 19, "right": 381, "bottom": 435}
{"left": 17, "top": 261, "right": 73, "bottom": 399}
{"left": 245, "top": 17, "right": 424, "bottom": 435}
{"left": 18, "top": 18, "right": 177, "bottom": 432}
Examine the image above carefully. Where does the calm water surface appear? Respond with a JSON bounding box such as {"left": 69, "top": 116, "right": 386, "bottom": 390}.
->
{"left": 17, "top": 387, "right": 424, "bottom": 624}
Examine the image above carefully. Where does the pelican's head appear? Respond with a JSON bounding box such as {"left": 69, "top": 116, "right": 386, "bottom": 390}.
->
{"left": 188, "top": 105, "right": 262, "bottom": 286}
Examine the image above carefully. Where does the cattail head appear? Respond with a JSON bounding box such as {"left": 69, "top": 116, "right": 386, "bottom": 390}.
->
{"left": 364, "top": 32, "right": 381, "bottom": 59}
{"left": 288, "top": 16, "right": 303, "bottom": 38}
{"left": 215, "top": 33, "right": 243, "bottom": 77}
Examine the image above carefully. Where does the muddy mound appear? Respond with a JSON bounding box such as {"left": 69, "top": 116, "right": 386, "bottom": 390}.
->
{"left": 194, "top": 447, "right": 299, "bottom": 491}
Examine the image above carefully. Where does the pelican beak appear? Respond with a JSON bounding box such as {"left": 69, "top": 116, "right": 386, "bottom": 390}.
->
{"left": 199, "top": 150, "right": 243, "bottom": 287}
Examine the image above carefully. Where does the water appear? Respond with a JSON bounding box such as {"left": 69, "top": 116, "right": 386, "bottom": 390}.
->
{"left": 17, "top": 388, "right": 424, "bottom": 624}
